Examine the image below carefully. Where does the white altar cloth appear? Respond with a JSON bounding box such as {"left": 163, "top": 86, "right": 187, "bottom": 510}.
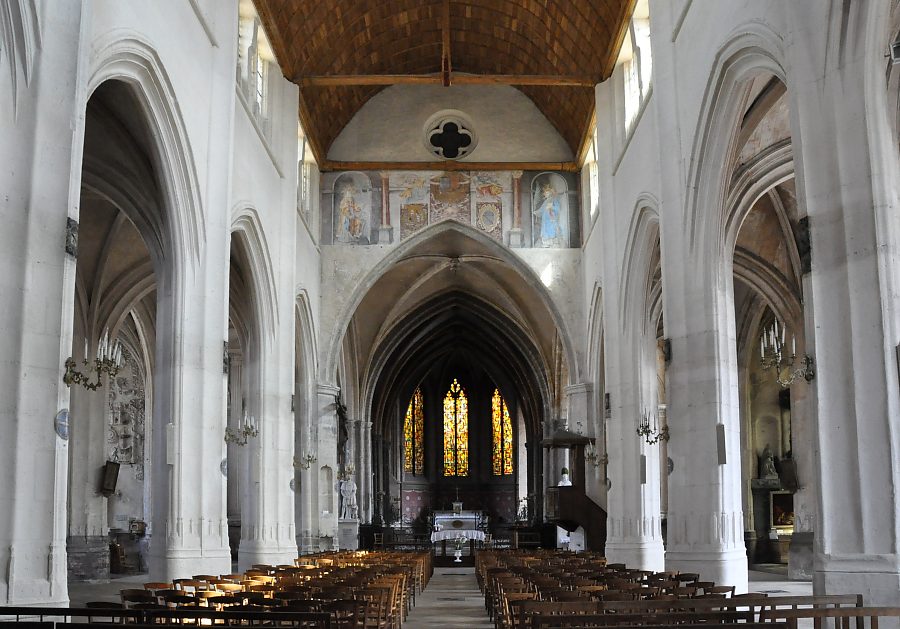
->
{"left": 430, "top": 529, "right": 486, "bottom": 543}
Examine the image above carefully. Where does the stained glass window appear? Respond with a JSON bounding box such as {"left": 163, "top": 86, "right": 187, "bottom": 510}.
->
{"left": 492, "top": 389, "right": 514, "bottom": 475}
{"left": 442, "top": 379, "right": 469, "bottom": 476}
{"left": 403, "top": 388, "right": 424, "bottom": 475}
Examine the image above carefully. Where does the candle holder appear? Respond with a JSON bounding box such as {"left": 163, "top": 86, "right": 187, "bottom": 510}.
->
{"left": 63, "top": 330, "right": 124, "bottom": 391}
{"left": 584, "top": 444, "right": 608, "bottom": 468}
{"left": 224, "top": 413, "right": 258, "bottom": 446}
{"left": 294, "top": 452, "right": 317, "bottom": 470}
{"left": 636, "top": 408, "right": 669, "bottom": 445}
{"left": 760, "top": 319, "right": 815, "bottom": 387}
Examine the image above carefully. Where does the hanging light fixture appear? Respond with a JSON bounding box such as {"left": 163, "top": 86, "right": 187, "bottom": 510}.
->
{"left": 584, "top": 442, "right": 607, "bottom": 468}
{"left": 759, "top": 319, "right": 815, "bottom": 387}
{"left": 63, "top": 329, "right": 124, "bottom": 391}
{"left": 294, "top": 452, "right": 317, "bottom": 469}
{"left": 224, "top": 412, "right": 258, "bottom": 446}
{"left": 636, "top": 408, "right": 669, "bottom": 445}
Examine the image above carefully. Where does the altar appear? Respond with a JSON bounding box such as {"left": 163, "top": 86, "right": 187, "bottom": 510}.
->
{"left": 433, "top": 510, "right": 480, "bottom": 533}
{"left": 431, "top": 510, "right": 485, "bottom": 566}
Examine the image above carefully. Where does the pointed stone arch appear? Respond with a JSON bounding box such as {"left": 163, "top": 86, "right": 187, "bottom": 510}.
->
{"left": 619, "top": 196, "right": 661, "bottom": 332}
{"left": 321, "top": 220, "right": 580, "bottom": 385}
{"left": 231, "top": 206, "right": 279, "bottom": 347}
{"left": 86, "top": 32, "right": 206, "bottom": 269}
{"left": 683, "top": 23, "right": 788, "bottom": 267}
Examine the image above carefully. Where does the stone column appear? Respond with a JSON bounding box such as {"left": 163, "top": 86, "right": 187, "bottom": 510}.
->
{"left": 602, "top": 332, "right": 666, "bottom": 572}
{"left": 378, "top": 172, "right": 394, "bottom": 244}
{"left": 661, "top": 313, "right": 747, "bottom": 590}
{"left": 66, "top": 357, "right": 111, "bottom": 581}
{"left": 236, "top": 318, "right": 297, "bottom": 569}
{"left": 649, "top": 2, "right": 746, "bottom": 590}
{"left": 359, "top": 420, "right": 373, "bottom": 523}
{"left": 316, "top": 384, "right": 340, "bottom": 550}
{"left": 787, "top": 359, "right": 814, "bottom": 580}
{"left": 508, "top": 171, "right": 525, "bottom": 248}
{"left": 565, "top": 383, "right": 604, "bottom": 505}
{"left": 0, "top": 2, "right": 84, "bottom": 604}
{"left": 225, "top": 352, "right": 242, "bottom": 560}
{"left": 296, "top": 413, "right": 318, "bottom": 553}
{"left": 783, "top": 2, "right": 900, "bottom": 601}
{"left": 148, "top": 258, "right": 232, "bottom": 580}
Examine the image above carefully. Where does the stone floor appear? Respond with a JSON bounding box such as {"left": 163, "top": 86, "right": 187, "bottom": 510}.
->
{"left": 405, "top": 568, "right": 493, "bottom": 628}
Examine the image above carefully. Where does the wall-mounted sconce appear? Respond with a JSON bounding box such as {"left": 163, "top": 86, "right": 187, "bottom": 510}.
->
{"left": 636, "top": 408, "right": 669, "bottom": 445}
{"left": 63, "top": 329, "right": 123, "bottom": 391}
{"left": 760, "top": 319, "right": 815, "bottom": 387}
{"left": 224, "top": 412, "right": 257, "bottom": 446}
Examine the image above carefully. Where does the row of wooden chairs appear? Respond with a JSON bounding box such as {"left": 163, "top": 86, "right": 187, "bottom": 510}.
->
{"left": 475, "top": 550, "right": 876, "bottom": 629}
{"left": 109, "top": 550, "right": 431, "bottom": 628}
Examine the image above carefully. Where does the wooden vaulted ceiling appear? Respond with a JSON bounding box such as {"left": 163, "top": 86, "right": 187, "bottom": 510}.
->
{"left": 255, "top": 0, "right": 636, "bottom": 167}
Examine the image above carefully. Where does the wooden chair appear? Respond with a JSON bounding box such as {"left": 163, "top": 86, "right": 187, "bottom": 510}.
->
{"left": 215, "top": 582, "right": 244, "bottom": 594}
{"left": 500, "top": 592, "right": 537, "bottom": 629}
{"left": 281, "top": 600, "right": 325, "bottom": 613}
{"left": 150, "top": 588, "right": 180, "bottom": 604}
{"left": 84, "top": 601, "right": 123, "bottom": 609}
{"left": 705, "top": 585, "right": 735, "bottom": 597}
{"left": 325, "top": 599, "right": 368, "bottom": 629}
{"left": 120, "top": 589, "right": 155, "bottom": 608}
{"left": 760, "top": 606, "right": 900, "bottom": 629}
{"left": 157, "top": 592, "right": 196, "bottom": 608}
{"left": 517, "top": 601, "right": 602, "bottom": 629}
{"left": 142, "top": 581, "right": 172, "bottom": 592}
{"left": 194, "top": 590, "right": 223, "bottom": 606}
{"left": 173, "top": 578, "right": 209, "bottom": 593}
{"left": 355, "top": 588, "right": 392, "bottom": 629}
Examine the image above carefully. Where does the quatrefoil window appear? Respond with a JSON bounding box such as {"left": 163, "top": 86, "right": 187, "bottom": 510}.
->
{"left": 424, "top": 111, "right": 477, "bottom": 160}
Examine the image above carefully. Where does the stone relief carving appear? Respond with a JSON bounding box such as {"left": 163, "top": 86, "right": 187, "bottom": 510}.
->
{"left": 107, "top": 346, "right": 145, "bottom": 478}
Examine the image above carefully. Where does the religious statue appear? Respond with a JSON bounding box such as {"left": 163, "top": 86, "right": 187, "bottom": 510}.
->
{"left": 759, "top": 444, "right": 779, "bottom": 479}
{"left": 336, "top": 394, "right": 349, "bottom": 470}
{"left": 340, "top": 475, "right": 358, "bottom": 520}
{"left": 558, "top": 466, "right": 572, "bottom": 486}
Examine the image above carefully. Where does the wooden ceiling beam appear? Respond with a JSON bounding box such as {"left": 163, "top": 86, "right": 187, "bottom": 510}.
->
{"left": 298, "top": 73, "right": 597, "bottom": 87}
{"left": 441, "top": 0, "right": 452, "bottom": 86}
{"left": 298, "top": 74, "right": 444, "bottom": 86}
{"left": 321, "top": 159, "right": 580, "bottom": 172}
{"left": 601, "top": 0, "right": 638, "bottom": 79}
{"left": 452, "top": 74, "right": 596, "bottom": 87}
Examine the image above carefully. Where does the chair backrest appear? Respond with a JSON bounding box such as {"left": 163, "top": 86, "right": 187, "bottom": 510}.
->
{"left": 760, "top": 606, "right": 900, "bottom": 629}
{"left": 142, "top": 582, "right": 172, "bottom": 591}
